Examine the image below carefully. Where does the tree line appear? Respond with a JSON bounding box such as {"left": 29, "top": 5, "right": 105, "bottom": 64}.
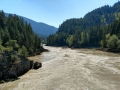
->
{"left": 46, "top": 1, "right": 120, "bottom": 52}
{"left": 0, "top": 11, "right": 42, "bottom": 56}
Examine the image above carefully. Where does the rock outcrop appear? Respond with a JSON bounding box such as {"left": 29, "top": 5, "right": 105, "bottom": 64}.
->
{"left": 0, "top": 51, "right": 42, "bottom": 83}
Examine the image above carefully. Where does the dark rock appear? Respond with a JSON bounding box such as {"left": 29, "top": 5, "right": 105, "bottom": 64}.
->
{"left": 30, "top": 60, "right": 34, "bottom": 69}
{"left": 0, "top": 50, "right": 43, "bottom": 83}
{"left": 34, "top": 62, "right": 42, "bottom": 69}
{"left": 43, "top": 49, "right": 49, "bottom": 52}
{"left": 8, "top": 71, "right": 18, "bottom": 79}
{"left": 0, "top": 72, "right": 2, "bottom": 80}
{"left": 15, "top": 60, "right": 31, "bottom": 76}
{"left": 0, "top": 51, "right": 32, "bottom": 82}
{"left": 0, "top": 80, "right": 5, "bottom": 84}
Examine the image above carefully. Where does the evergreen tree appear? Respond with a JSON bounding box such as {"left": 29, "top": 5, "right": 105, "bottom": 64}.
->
{"left": 0, "top": 11, "right": 43, "bottom": 56}
{"left": 46, "top": 1, "right": 120, "bottom": 53}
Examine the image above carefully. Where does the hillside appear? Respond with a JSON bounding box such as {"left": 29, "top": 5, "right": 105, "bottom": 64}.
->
{"left": 0, "top": 11, "right": 48, "bottom": 82}
{"left": 22, "top": 17, "right": 58, "bottom": 36}
{"left": 5, "top": 13, "right": 58, "bottom": 37}
{"left": 46, "top": 1, "right": 120, "bottom": 52}
{"left": 56, "top": 2, "right": 120, "bottom": 34}
{"left": 0, "top": 11, "right": 44, "bottom": 56}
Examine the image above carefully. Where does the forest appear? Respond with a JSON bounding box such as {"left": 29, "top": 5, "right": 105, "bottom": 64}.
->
{"left": 0, "top": 11, "right": 43, "bottom": 56}
{"left": 46, "top": 2, "right": 120, "bottom": 52}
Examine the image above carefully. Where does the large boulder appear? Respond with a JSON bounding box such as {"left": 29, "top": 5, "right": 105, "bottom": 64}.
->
{"left": 34, "top": 62, "right": 42, "bottom": 69}
{"left": 0, "top": 50, "right": 43, "bottom": 83}
{"left": 0, "top": 51, "right": 32, "bottom": 82}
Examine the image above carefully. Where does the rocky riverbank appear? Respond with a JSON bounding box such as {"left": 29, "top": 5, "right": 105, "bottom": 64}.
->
{"left": 30, "top": 47, "right": 49, "bottom": 56}
{"left": 0, "top": 51, "right": 43, "bottom": 84}
{"left": 96, "top": 48, "right": 120, "bottom": 53}
{"left": 0, "top": 46, "right": 120, "bottom": 90}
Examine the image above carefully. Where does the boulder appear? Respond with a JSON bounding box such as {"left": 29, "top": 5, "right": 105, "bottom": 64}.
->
{"left": 34, "top": 62, "right": 42, "bottom": 69}
{"left": 8, "top": 71, "right": 18, "bottom": 80}
{"left": 30, "top": 60, "right": 34, "bottom": 69}
{"left": 0, "top": 50, "right": 43, "bottom": 83}
{"left": 0, "top": 72, "right": 2, "bottom": 80}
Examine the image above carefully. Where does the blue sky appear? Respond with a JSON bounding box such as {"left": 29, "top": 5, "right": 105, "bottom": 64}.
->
{"left": 0, "top": 0, "right": 117, "bottom": 27}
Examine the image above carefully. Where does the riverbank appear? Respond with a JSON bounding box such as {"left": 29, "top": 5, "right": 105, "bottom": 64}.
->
{"left": 29, "top": 47, "right": 49, "bottom": 56}
{"left": 0, "top": 48, "right": 49, "bottom": 83}
{"left": 63, "top": 45, "right": 120, "bottom": 54}
{"left": 96, "top": 48, "right": 120, "bottom": 54}
{"left": 0, "top": 46, "right": 120, "bottom": 90}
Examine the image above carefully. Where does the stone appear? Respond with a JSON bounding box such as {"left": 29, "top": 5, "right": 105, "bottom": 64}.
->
{"left": 34, "top": 62, "right": 42, "bottom": 69}
{"left": 30, "top": 60, "right": 34, "bottom": 69}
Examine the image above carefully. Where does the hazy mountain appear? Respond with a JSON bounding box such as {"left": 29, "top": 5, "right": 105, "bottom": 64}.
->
{"left": 5, "top": 13, "right": 58, "bottom": 37}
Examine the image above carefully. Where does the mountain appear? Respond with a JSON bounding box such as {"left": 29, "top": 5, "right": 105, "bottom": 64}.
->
{"left": 0, "top": 11, "right": 44, "bottom": 56}
{"left": 5, "top": 13, "right": 58, "bottom": 37}
{"left": 56, "top": 2, "right": 120, "bottom": 34}
{"left": 22, "top": 17, "right": 58, "bottom": 37}
{"left": 46, "top": 1, "right": 120, "bottom": 50}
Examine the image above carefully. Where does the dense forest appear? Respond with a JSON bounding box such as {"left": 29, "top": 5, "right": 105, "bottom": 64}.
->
{"left": 0, "top": 11, "right": 43, "bottom": 56}
{"left": 46, "top": 2, "right": 120, "bottom": 52}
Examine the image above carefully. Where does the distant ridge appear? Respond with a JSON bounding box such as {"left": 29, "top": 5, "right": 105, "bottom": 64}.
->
{"left": 5, "top": 13, "right": 58, "bottom": 37}
{"left": 46, "top": 1, "right": 120, "bottom": 47}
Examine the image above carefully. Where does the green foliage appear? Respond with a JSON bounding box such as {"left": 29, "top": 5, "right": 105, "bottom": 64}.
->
{"left": 105, "top": 34, "right": 111, "bottom": 41}
{"left": 46, "top": 33, "right": 69, "bottom": 46}
{"left": 80, "top": 32, "right": 87, "bottom": 46}
{"left": 100, "top": 40, "right": 106, "bottom": 48}
{"left": 3, "top": 47, "right": 13, "bottom": 51}
{"left": 0, "top": 39, "right": 2, "bottom": 45}
{"left": 18, "top": 45, "right": 29, "bottom": 57}
{"left": 117, "top": 40, "right": 120, "bottom": 49}
{"left": 2, "top": 28, "right": 10, "bottom": 45}
{"left": 0, "top": 11, "right": 43, "bottom": 56}
{"left": 5, "top": 40, "right": 20, "bottom": 50}
{"left": 0, "top": 45, "right": 12, "bottom": 52}
{"left": 0, "top": 51, "right": 20, "bottom": 65}
{"left": 66, "top": 35, "right": 73, "bottom": 47}
{"left": 10, "top": 54, "right": 20, "bottom": 62}
{"left": 106, "top": 35, "right": 119, "bottom": 49}
{"left": 46, "top": 1, "right": 120, "bottom": 52}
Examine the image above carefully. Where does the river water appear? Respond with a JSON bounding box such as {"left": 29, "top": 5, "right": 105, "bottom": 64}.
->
{"left": 0, "top": 46, "right": 120, "bottom": 90}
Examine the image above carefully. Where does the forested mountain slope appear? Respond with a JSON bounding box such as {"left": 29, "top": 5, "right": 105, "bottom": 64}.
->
{"left": 5, "top": 13, "right": 58, "bottom": 37}
{"left": 0, "top": 11, "right": 43, "bottom": 56}
{"left": 57, "top": 2, "right": 120, "bottom": 34}
{"left": 46, "top": 1, "right": 120, "bottom": 52}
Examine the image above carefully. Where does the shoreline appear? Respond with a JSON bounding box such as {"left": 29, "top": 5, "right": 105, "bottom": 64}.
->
{"left": 96, "top": 48, "right": 120, "bottom": 54}
{"left": 0, "top": 48, "right": 49, "bottom": 84}
{"left": 0, "top": 47, "right": 120, "bottom": 90}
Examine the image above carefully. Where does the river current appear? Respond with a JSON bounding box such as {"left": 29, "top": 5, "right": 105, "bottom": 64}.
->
{"left": 0, "top": 46, "right": 120, "bottom": 90}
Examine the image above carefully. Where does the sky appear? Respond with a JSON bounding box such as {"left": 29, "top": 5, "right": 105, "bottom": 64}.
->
{"left": 0, "top": 0, "right": 118, "bottom": 28}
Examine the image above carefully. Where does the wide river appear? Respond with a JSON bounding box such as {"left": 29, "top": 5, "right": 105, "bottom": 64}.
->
{"left": 0, "top": 46, "right": 120, "bottom": 90}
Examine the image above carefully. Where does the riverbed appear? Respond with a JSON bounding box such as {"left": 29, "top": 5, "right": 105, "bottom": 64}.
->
{"left": 0, "top": 46, "right": 120, "bottom": 90}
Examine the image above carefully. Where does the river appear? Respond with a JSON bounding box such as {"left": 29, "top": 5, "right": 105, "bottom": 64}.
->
{"left": 0, "top": 46, "right": 120, "bottom": 90}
